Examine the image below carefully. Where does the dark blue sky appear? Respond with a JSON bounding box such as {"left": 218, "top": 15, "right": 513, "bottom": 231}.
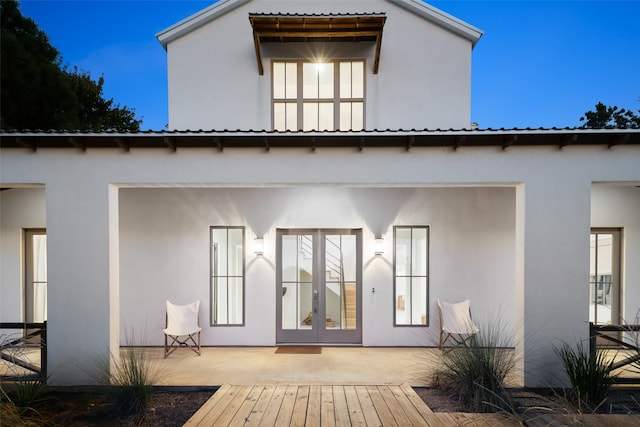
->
{"left": 18, "top": 1, "right": 640, "bottom": 131}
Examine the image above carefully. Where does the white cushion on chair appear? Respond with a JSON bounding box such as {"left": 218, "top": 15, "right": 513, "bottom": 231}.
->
{"left": 164, "top": 300, "right": 201, "bottom": 336}
{"left": 438, "top": 299, "right": 479, "bottom": 335}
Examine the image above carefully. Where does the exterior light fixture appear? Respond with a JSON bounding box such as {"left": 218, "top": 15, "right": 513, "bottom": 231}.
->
{"left": 254, "top": 237, "right": 264, "bottom": 255}
{"left": 374, "top": 237, "right": 384, "bottom": 256}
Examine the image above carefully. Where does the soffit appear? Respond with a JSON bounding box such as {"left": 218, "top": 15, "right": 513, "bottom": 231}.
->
{"left": 2, "top": 129, "right": 639, "bottom": 152}
{"left": 248, "top": 13, "right": 387, "bottom": 75}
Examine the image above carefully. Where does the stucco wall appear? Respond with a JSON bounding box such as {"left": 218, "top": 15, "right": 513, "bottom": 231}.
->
{"left": 118, "top": 187, "right": 515, "bottom": 347}
{"left": 591, "top": 185, "right": 640, "bottom": 322}
{"left": 166, "top": 0, "right": 473, "bottom": 130}
{"left": 0, "top": 187, "right": 46, "bottom": 325}
{"left": 1, "top": 144, "right": 639, "bottom": 386}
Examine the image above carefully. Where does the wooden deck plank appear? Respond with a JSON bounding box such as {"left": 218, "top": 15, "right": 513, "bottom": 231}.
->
{"left": 366, "top": 385, "right": 398, "bottom": 427}
{"left": 274, "top": 384, "right": 298, "bottom": 426}
{"left": 290, "top": 385, "right": 310, "bottom": 426}
{"left": 388, "top": 385, "right": 431, "bottom": 426}
{"left": 228, "top": 385, "right": 265, "bottom": 427}
{"left": 183, "top": 384, "right": 640, "bottom": 427}
{"left": 258, "top": 384, "right": 288, "bottom": 427}
{"left": 399, "top": 384, "right": 434, "bottom": 415}
{"left": 354, "top": 385, "right": 383, "bottom": 427}
{"left": 205, "top": 384, "right": 253, "bottom": 426}
{"left": 449, "top": 412, "right": 484, "bottom": 427}
{"left": 321, "top": 385, "right": 336, "bottom": 427}
{"left": 305, "top": 385, "right": 322, "bottom": 427}
{"left": 434, "top": 413, "right": 463, "bottom": 427}
{"left": 398, "top": 384, "right": 447, "bottom": 427}
{"left": 332, "top": 386, "right": 351, "bottom": 427}
{"left": 183, "top": 383, "right": 234, "bottom": 426}
{"left": 342, "top": 385, "right": 367, "bottom": 427}
{"left": 244, "top": 384, "right": 277, "bottom": 425}
{"left": 377, "top": 385, "right": 412, "bottom": 426}
{"left": 468, "top": 413, "right": 518, "bottom": 427}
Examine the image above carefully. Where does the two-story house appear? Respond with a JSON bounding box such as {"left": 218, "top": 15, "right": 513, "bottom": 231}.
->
{"left": 1, "top": 0, "right": 639, "bottom": 388}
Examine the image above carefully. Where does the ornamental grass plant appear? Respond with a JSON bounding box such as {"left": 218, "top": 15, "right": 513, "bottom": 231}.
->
{"left": 432, "top": 317, "right": 516, "bottom": 413}
{"left": 554, "top": 341, "right": 617, "bottom": 412}
{"left": 88, "top": 329, "right": 160, "bottom": 415}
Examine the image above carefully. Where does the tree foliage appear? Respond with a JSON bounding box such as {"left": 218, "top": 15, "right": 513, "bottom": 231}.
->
{"left": 580, "top": 102, "right": 640, "bottom": 129}
{"left": 1, "top": 0, "right": 142, "bottom": 131}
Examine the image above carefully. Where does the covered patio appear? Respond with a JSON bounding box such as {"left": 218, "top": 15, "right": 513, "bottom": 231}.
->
{"left": 134, "top": 346, "right": 441, "bottom": 387}
{"left": 125, "top": 346, "right": 520, "bottom": 387}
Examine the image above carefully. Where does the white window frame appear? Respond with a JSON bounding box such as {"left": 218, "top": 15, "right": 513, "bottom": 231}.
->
{"left": 272, "top": 59, "right": 365, "bottom": 131}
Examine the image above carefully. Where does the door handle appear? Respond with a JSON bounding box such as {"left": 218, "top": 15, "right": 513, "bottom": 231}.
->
{"left": 313, "top": 290, "right": 318, "bottom": 313}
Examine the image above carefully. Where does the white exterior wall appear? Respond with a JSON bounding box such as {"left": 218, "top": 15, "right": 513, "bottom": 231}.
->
{"left": 592, "top": 185, "right": 640, "bottom": 323}
{"left": 0, "top": 187, "right": 46, "bottom": 324}
{"left": 118, "top": 187, "right": 515, "bottom": 347}
{"left": 2, "top": 144, "right": 639, "bottom": 386}
{"left": 166, "top": 0, "right": 473, "bottom": 131}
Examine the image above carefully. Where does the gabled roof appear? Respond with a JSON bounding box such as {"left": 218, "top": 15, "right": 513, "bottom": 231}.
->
{"left": 156, "top": 0, "right": 483, "bottom": 49}
{"left": 156, "top": 0, "right": 251, "bottom": 48}
{"left": 388, "top": 0, "right": 482, "bottom": 47}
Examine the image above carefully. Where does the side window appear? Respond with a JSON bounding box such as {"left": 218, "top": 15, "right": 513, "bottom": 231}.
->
{"left": 210, "top": 227, "right": 245, "bottom": 325}
{"left": 394, "top": 226, "right": 429, "bottom": 326}
{"left": 273, "top": 60, "right": 365, "bottom": 131}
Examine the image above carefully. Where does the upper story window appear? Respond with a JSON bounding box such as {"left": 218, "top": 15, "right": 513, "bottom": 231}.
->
{"left": 272, "top": 60, "right": 364, "bottom": 132}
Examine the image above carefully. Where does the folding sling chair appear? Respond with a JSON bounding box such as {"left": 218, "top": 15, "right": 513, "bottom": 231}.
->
{"left": 164, "top": 300, "right": 201, "bottom": 357}
{"left": 437, "top": 299, "right": 480, "bottom": 350}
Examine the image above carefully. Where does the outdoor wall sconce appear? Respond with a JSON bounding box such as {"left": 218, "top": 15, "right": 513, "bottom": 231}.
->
{"left": 253, "top": 237, "right": 264, "bottom": 255}
{"left": 374, "top": 237, "right": 384, "bottom": 256}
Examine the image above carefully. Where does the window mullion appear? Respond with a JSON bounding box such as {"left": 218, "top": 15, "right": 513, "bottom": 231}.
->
{"left": 334, "top": 60, "right": 340, "bottom": 130}
{"left": 297, "top": 61, "right": 303, "bottom": 131}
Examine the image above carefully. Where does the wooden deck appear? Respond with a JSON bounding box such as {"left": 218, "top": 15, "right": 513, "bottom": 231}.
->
{"left": 185, "top": 383, "right": 640, "bottom": 426}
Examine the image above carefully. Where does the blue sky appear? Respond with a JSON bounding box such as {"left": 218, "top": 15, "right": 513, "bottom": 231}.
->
{"left": 18, "top": 0, "right": 640, "bottom": 131}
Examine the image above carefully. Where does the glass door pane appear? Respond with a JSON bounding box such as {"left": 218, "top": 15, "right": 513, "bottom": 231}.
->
{"left": 324, "top": 234, "right": 357, "bottom": 331}
{"left": 589, "top": 232, "right": 615, "bottom": 325}
{"left": 277, "top": 229, "right": 362, "bottom": 344}
{"left": 281, "top": 234, "right": 314, "bottom": 330}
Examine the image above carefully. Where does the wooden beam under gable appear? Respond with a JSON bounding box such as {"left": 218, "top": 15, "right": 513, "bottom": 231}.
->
{"left": 249, "top": 14, "right": 386, "bottom": 75}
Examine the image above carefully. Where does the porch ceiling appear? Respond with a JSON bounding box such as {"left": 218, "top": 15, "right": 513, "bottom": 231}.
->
{"left": 1, "top": 129, "right": 639, "bottom": 152}
{"left": 248, "top": 13, "right": 386, "bottom": 75}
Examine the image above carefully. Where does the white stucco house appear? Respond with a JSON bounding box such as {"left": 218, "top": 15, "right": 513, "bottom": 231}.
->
{"left": 1, "top": 0, "right": 639, "bottom": 388}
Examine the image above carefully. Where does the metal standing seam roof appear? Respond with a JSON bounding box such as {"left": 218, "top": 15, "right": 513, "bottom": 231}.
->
{"left": 1, "top": 128, "right": 639, "bottom": 152}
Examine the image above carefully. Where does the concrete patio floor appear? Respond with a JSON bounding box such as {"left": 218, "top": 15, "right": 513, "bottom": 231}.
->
{"left": 140, "top": 347, "right": 439, "bottom": 387}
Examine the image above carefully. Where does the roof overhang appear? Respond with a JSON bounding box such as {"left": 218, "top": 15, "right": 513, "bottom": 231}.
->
{"left": 2, "top": 129, "right": 638, "bottom": 152}
{"left": 389, "top": 0, "right": 483, "bottom": 47}
{"left": 156, "top": 0, "right": 250, "bottom": 49}
{"left": 248, "top": 13, "right": 387, "bottom": 75}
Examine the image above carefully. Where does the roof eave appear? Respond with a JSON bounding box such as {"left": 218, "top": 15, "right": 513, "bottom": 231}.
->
{"left": 156, "top": 0, "right": 251, "bottom": 49}
{"left": 2, "top": 129, "right": 639, "bottom": 151}
{"left": 387, "top": 0, "right": 483, "bottom": 47}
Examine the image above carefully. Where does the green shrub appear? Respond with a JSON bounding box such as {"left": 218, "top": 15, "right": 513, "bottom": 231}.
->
{"left": 554, "top": 341, "right": 617, "bottom": 412}
{"left": 432, "top": 320, "right": 515, "bottom": 413}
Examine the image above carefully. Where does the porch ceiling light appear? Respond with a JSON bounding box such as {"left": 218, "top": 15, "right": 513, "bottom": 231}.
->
{"left": 254, "top": 237, "right": 264, "bottom": 255}
{"left": 374, "top": 237, "right": 384, "bottom": 256}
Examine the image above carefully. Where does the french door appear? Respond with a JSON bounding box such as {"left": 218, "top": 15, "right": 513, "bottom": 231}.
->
{"left": 25, "top": 229, "right": 47, "bottom": 323}
{"left": 276, "top": 229, "right": 362, "bottom": 344}
{"left": 589, "top": 229, "right": 621, "bottom": 326}
{"left": 24, "top": 229, "right": 47, "bottom": 341}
